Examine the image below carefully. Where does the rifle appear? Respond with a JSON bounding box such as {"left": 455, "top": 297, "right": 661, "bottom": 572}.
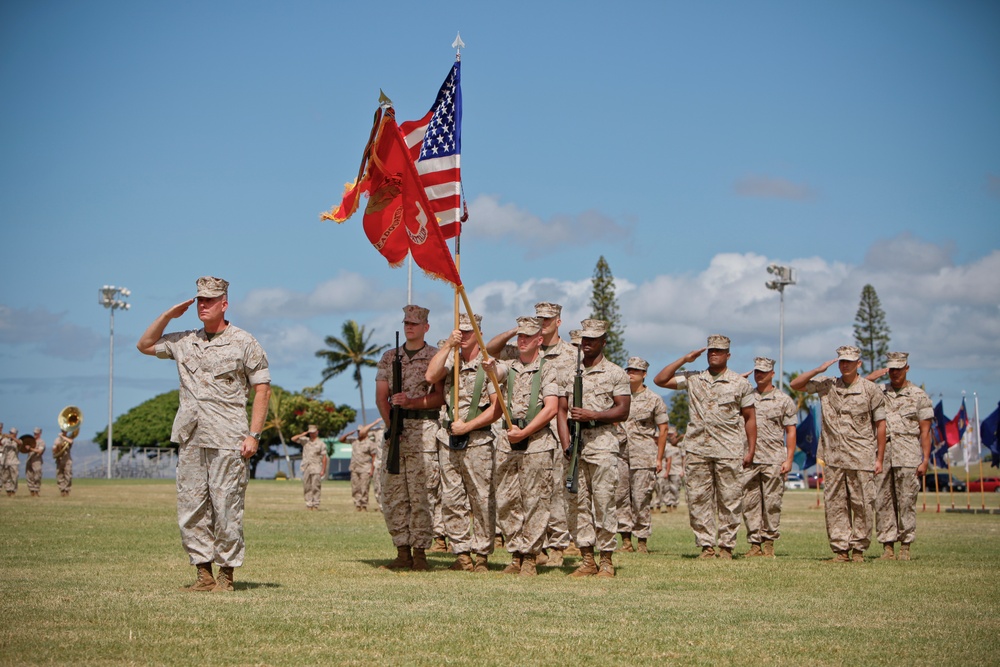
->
{"left": 564, "top": 344, "right": 584, "bottom": 493}
{"left": 385, "top": 331, "right": 403, "bottom": 474}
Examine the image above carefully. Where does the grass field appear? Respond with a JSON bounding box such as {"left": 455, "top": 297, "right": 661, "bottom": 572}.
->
{"left": 2, "top": 479, "right": 999, "bottom": 666}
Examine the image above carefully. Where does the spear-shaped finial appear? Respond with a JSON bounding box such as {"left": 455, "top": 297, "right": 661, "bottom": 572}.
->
{"left": 378, "top": 89, "right": 393, "bottom": 109}
{"left": 453, "top": 31, "right": 465, "bottom": 60}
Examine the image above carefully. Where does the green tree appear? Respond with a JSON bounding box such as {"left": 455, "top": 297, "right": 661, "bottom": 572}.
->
{"left": 667, "top": 391, "right": 690, "bottom": 435}
{"left": 94, "top": 390, "right": 179, "bottom": 450}
{"left": 316, "top": 320, "right": 388, "bottom": 424}
{"left": 588, "top": 255, "right": 627, "bottom": 366}
{"left": 783, "top": 371, "right": 817, "bottom": 412}
{"left": 853, "top": 284, "right": 891, "bottom": 375}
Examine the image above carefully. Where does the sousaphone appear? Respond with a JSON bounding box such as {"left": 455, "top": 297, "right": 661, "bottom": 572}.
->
{"left": 54, "top": 406, "right": 83, "bottom": 457}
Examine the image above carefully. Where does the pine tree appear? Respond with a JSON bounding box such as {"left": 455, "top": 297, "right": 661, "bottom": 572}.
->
{"left": 588, "top": 256, "right": 628, "bottom": 366}
{"left": 667, "top": 391, "right": 690, "bottom": 435}
{"left": 853, "top": 284, "right": 891, "bottom": 375}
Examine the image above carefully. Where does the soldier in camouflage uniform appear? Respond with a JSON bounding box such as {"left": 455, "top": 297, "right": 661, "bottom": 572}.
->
{"left": 654, "top": 426, "right": 682, "bottom": 512}
{"left": 53, "top": 430, "right": 74, "bottom": 496}
{"left": 350, "top": 419, "right": 383, "bottom": 512}
{"left": 492, "top": 316, "right": 560, "bottom": 576}
{"left": 866, "top": 352, "right": 933, "bottom": 561}
{"left": 426, "top": 313, "right": 503, "bottom": 573}
{"left": 567, "top": 319, "right": 631, "bottom": 578}
{"left": 293, "top": 425, "right": 328, "bottom": 511}
{"left": 375, "top": 305, "right": 445, "bottom": 572}
{"left": 366, "top": 423, "right": 385, "bottom": 510}
{"left": 617, "top": 357, "right": 669, "bottom": 553}
{"left": 791, "top": 345, "right": 886, "bottom": 563}
{"left": 1, "top": 424, "right": 20, "bottom": 496}
{"left": 487, "top": 302, "right": 577, "bottom": 566}
{"left": 742, "top": 357, "right": 797, "bottom": 558}
{"left": 654, "top": 335, "right": 757, "bottom": 560}
{"left": 137, "top": 276, "right": 271, "bottom": 592}
{"left": 25, "top": 427, "right": 44, "bottom": 496}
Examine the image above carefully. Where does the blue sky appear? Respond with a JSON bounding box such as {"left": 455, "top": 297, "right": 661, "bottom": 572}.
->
{"left": 2, "top": 1, "right": 998, "bottom": 467}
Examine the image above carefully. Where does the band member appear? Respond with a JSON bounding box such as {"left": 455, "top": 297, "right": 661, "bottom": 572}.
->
{"left": 53, "top": 429, "right": 75, "bottom": 496}
{"left": 1, "top": 425, "right": 21, "bottom": 496}
{"left": 25, "top": 428, "right": 45, "bottom": 496}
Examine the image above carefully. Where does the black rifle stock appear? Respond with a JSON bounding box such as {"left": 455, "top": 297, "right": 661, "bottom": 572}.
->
{"left": 565, "top": 344, "right": 584, "bottom": 493}
{"left": 385, "top": 332, "right": 403, "bottom": 474}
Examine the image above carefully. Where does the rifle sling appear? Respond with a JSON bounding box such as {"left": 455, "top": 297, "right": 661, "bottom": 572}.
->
{"left": 506, "top": 357, "right": 546, "bottom": 426}
{"left": 447, "top": 364, "right": 487, "bottom": 424}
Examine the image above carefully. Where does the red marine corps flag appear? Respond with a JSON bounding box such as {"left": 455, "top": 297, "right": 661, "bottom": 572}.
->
{"left": 322, "top": 101, "right": 462, "bottom": 287}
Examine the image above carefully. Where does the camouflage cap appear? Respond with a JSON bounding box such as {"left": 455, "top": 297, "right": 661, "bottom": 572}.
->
{"left": 707, "top": 334, "right": 731, "bottom": 350}
{"left": 886, "top": 352, "right": 909, "bottom": 369}
{"left": 625, "top": 356, "right": 649, "bottom": 371}
{"left": 10, "top": 427, "right": 17, "bottom": 435}
{"left": 33, "top": 427, "right": 42, "bottom": 434}
{"left": 458, "top": 313, "right": 483, "bottom": 332}
{"left": 308, "top": 424, "right": 318, "bottom": 433}
{"left": 568, "top": 329, "right": 582, "bottom": 346}
{"left": 837, "top": 345, "right": 861, "bottom": 362}
{"left": 196, "top": 276, "right": 229, "bottom": 299}
{"left": 754, "top": 357, "right": 775, "bottom": 372}
{"left": 516, "top": 316, "right": 543, "bottom": 336}
{"left": 534, "top": 302, "right": 562, "bottom": 318}
{"left": 580, "top": 319, "right": 608, "bottom": 338}
{"left": 402, "top": 305, "right": 430, "bottom": 324}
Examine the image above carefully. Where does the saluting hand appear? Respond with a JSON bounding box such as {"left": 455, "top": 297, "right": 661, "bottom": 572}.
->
{"left": 166, "top": 298, "right": 195, "bottom": 320}
{"left": 684, "top": 348, "right": 707, "bottom": 364}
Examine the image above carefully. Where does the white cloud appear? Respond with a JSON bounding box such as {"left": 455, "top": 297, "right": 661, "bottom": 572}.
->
{"left": 238, "top": 271, "right": 393, "bottom": 320}
{"left": 0, "top": 305, "right": 104, "bottom": 360}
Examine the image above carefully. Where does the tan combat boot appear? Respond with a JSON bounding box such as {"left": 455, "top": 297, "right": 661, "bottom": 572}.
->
{"left": 212, "top": 566, "right": 234, "bottom": 592}
{"left": 824, "top": 551, "right": 851, "bottom": 563}
{"left": 762, "top": 540, "right": 775, "bottom": 557}
{"left": 698, "top": 546, "right": 716, "bottom": 559}
{"left": 620, "top": 532, "right": 634, "bottom": 552}
{"left": 744, "top": 543, "right": 764, "bottom": 558}
{"left": 411, "top": 548, "right": 430, "bottom": 571}
{"left": 878, "top": 543, "right": 896, "bottom": 560}
{"left": 851, "top": 549, "right": 865, "bottom": 563}
{"left": 546, "top": 548, "right": 565, "bottom": 567}
{"left": 430, "top": 536, "right": 449, "bottom": 553}
{"left": 502, "top": 552, "right": 523, "bottom": 575}
{"left": 570, "top": 547, "right": 599, "bottom": 577}
{"left": 636, "top": 539, "right": 648, "bottom": 554}
{"left": 596, "top": 551, "right": 615, "bottom": 578}
{"left": 181, "top": 562, "right": 216, "bottom": 592}
{"left": 473, "top": 553, "right": 489, "bottom": 573}
{"left": 564, "top": 542, "right": 581, "bottom": 557}
{"left": 717, "top": 547, "right": 734, "bottom": 560}
{"left": 382, "top": 546, "right": 413, "bottom": 570}
{"left": 449, "top": 552, "right": 474, "bottom": 571}
{"left": 494, "top": 534, "right": 504, "bottom": 550}
{"left": 519, "top": 553, "right": 538, "bottom": 577}
{"left": 535, "top": 549, "right": 549, "bottom": 566}
{"left": 898, "top": 543, "right": 911, "bottom": 561}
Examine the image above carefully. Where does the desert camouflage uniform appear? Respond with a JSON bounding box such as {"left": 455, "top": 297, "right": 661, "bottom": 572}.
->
{"left": 654, "top": 427, "right": 682, "bottom": 510}
{"left": 495, "top": 356, "right": 558, "bottom": 555}
{"left": 438, "top": 352, "right": 499, "bottom": 556}
{"left": 802, "top": 376, "right": 885, "bottom": 554}
{"left": 369, "top": 428, "right": 385, "bottom": 510}
{"left": 618, "top": 387, "right": 668, "bottom": 538}
{"left": 25, "top": 437, "right": 44, "bottom": 494}
{"left": 876, "top": 381, "right": 933, "bottom": 546}
{"left": 376, "top": 343, "right": 440, "bottom": 550}
{"left": 295, "top": 434, "right": 326, "bottom": 509}
{"left": 568, "top": 357, "right": 631, "bottom": 553}
{"left": 742, "top": 388, "right": 797, "bottom": 545}
{"left": 350, "top": 432, "right": 378, "bottom": 510}
{"left": 156, "top": 325, "right": 270, "bottom": 568}
{"left": 54, "top": 435, "right": 73, "bottom": 494}
{"left": 675, "top": 369, "right": 755, "bottom": 551}
{"left": 1, "top": 434, "right": 18, "bottom": 494}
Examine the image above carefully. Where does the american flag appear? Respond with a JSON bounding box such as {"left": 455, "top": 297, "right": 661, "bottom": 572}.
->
{"left": 400, "top": 61, "right": 462, "bottom": 236}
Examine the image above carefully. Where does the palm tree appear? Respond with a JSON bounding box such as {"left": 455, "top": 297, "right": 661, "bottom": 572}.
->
{"left": 316, "top": 320, "right": 388, "bottom": 424}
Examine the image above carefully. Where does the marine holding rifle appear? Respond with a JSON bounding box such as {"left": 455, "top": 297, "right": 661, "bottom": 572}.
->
{"left": 492, "top": 316, "right": 560, "bottom": 576}
{"left": 566, "top": 319, "right": 631, "bottom": 578}
{"left": 375, "top": 305, "right": 445, "bottom": 572}
{"left": 426, "top": 313, "right": 503, "bottom": 573}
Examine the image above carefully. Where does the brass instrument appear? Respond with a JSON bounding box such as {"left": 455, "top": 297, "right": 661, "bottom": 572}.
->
{"left": 54, "top": 406, "right": 83, "bottom": 457}
{"left": 17, "top": 434, "right": 35, "bottom": 454}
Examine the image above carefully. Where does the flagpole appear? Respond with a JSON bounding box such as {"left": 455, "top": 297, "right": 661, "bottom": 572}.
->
{"left": 452, "top": 234, "right": 461, "bottom": 424}
{"left": 457, "top": 284, "right": 513, "bottom": 428}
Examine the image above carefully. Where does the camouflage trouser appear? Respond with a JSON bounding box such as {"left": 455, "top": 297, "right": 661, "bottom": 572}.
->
{"left": 1, "top": 462, "right": 17, "bottom": 493}
{"left": 495, "top": 448, "right": 554, "bottom": 555}
{"left": 665, "top": 475, "right": 681, "bottom": 506}
{"left": 380, "top": 449, "right": 433, "bottom": 549}
{"left": 351, "top": 468, "right": 372, "bottom": 509}
{"left": 56, "top": 457, "right": 72, "bottom": 493}
{"left": 569, "top": 452, "right": 619, "bottom": 552}
{"left": 875, "top": 466, "right": 919, "bottom": 545}
{"left": 742, "top": 462, "right": 785, "bottom": 543}
{"left": 685, "top": 454, "right": 743, "bottom": 550}
{"left": 440, "top": 444, "right": 495, "bottom": 555}
{"left": 617, "top": 466, "right": 656, "bottom": 538}
{"left": 26, "top": 457, "right": 42, "bottom": 493}
{"left": 302, "top": 470, "right": 323, "bottom": 509}
{"left": 176, "top": 445, "right": 249, "bottom": 567}
{"left": 823, "top": 465, "right": 876, "bottom": 554}
{"left": 373, "top": 449, "right": 383, "bottom": 510}
{"left": 425, "top": 449, "right": 445, "bottom": 537}
{"left": 544, "top": 446, "right": 572, "bottom": 550}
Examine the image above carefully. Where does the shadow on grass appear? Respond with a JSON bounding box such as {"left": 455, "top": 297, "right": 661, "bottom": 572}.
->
{"left": 235, "top": 581, "right": 282, "bottom": 590}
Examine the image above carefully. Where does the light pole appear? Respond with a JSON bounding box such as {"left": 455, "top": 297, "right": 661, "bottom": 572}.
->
{"left": 765, "top": 265, "right": 796, "bottom": 391}
{"left": 99, "top": 285, "right": 130, "bottom": 479}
